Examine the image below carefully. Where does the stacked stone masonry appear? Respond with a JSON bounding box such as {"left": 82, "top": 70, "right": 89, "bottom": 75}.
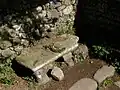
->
{"left": 0, "top": 0, "right": 77, "bottom": 60}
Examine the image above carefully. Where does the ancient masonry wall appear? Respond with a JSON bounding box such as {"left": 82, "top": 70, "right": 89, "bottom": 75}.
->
{"left": 0, "top": 0, "right": 77, "bottom": 60}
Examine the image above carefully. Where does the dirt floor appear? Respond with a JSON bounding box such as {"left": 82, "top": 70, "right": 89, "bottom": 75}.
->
{"left": 0, "top": 59, "right": 120, "bottom": 90}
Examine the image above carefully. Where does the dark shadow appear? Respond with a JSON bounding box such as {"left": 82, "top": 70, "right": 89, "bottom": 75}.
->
{"left": 74, "top": 0, "right": 120, "bottom": 72}
{"left": 55, "top": 57, "right": 64, "bottom": 62}
{"left": 74, "top": 0, "right": 120, "bottom": 48}
{"left": 47, "top": 69, "right": 52, "bottom": 77}
{"left": 12, "top": 60, "right": 34, "bottom": 77}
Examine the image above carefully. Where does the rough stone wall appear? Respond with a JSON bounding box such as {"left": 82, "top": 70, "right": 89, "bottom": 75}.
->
{"left": 0, "top": 0, "right": 77, "bottom": 60}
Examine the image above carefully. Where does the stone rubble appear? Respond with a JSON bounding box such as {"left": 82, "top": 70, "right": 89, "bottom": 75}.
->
{"left": 1, "top": 48, "right": 15, "bottom": 58}
{"left": 63, "top": 5, "right": 73, "bottom": 15}
{"left": 0, "top": 0, "right": 77, "bottom": 60}
{"left": 0, "top": 41, "right": 12, "bottom": 50}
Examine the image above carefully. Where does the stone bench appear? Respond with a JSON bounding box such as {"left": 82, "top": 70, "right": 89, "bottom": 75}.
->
{"left": 15, "top": 34, "right": 79, "bottom": 81}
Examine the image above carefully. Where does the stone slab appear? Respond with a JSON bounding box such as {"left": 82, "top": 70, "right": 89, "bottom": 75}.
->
{"left": 16, "top": 34, "right": 79, "bottom": 72}
{"left": 94, "top": 65, "right": 115, "bottom": 84}
{"left": 69, "top": 78, "right": 98, "bottom": 90}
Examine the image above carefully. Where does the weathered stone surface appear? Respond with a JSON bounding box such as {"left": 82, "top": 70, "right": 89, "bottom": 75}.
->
{"left": 115, "top": 81, "right": 120, "bottom": 88}
{"left": 38, "top": 10, "right": 47, "bottom": 17}
{"left": 2, "top": 48, "right": 14, "bottom": 58}
{"left": 51, "top": 66, "right": 64, "bottom": 81}
{"left": 16, "top": 34, "right": 79, "bottom": 71}
{"left": 57, "top": 5, "right": 66, "bottom": 12}
{"left": 73, "top": 44, "right": 89, "bottom": 62}
{"left": 94, "top": 65, "right": 115, "bottom": 84}
{"left": 50, "top": 9, "right": 60, "bottom": 18}
{"left": 63, "top": 52, "right": 74, "bottom": 67}
{"left": 54, "top": 2, "right": 61, "bottom": 8}
{"left": 0, "top": 41, "right": 12, "bottom": 50}
{"left": 12, "top": 38, "right": 21, "bottom": 44}
{"left": 46, "top": 11, "right": 52, "bottom": 19}
{"left": 14, "top": 46, "right": 23, "bottom": 54}
{"left": 0, "top": 0, "right": 77, "bottom": 62}
{"left": 36, "top": 6, "right": 42, "bottom": 12}
{"left": 21, "top": 39, "right": 29, "bottom": 47}
{"left": 63, "top": 5, "right": 73, "bottom": 15}
{"left": 69, "top": 78, "right": 98, "bottom": 90}
{"left": 34, "top": 66, "right": 52, "bottom": 84}
{"left": 12, "top": 24, "right": 21, "bottom": 31}
{"left": 71, "top": 0, "right": 76, "bottom": 4}
{"left": 64, "top": 0, "right": 71, "bottom": 5}
{"left": 35, "top": 72, "right": 50, "bottom": 84}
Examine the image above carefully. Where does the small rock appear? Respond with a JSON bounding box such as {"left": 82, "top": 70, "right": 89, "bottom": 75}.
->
{"left": 63, "top": 52, "right": 74, "bottom": 67}
{"left": 7, "top": 28, "right": 18, "bottom": 38}
{"left": 21, "top": 39, "right": 29, "bottom": 47}
{"left": 69, "top": 78, "right": 97, "bottom": 90}
{"left": 36, "top": 6, "right": 42, "bottom": 12}
{"left": 35, "top": 73, "right": 50, "bottom": 84}
{"left": 38, "top": 10, "right": 47, "bottom": 17}
{"left": 115, "top": 81, "right": 120, "bottom": 88}
{"left": 50, "top": 9, "right": 60, "bottom": 18}
{"left": 51, "top": 66, "right": 64, "bottom": 81}
{"left": 71, "top": 0, "right": 76, "bottom": 4}
{"left": 11, "top": 38, "right": 21, "bottom": 44}
{"left": 26, "top": 17, "right": 32, "bottom": 24}
{"left": 44, "top": 24, "right": 50, "bottom": 30}
{"left": 2, "top": 48, "right": 14, "bottom": 58}
{"left": 57, "top": 5, "right": 66, "bottom": 12}
{"left": 19, "top": 33, "right": 27, "bottom": 39}
{"left": 35, "top": 29, "right": 41, "bottom": 37}
{"left": 54, "top": 2, "right": 61, "bottom": 8}
{"left": 73, "top": 44, "right": 89, "bottom": 60}
{"left": 64, "top": 0, "right": 71, "bottom": 5}
{"left": 63, "top": 5, "right": 73, "bottom": 15}
{"left": 14, "top": 46, "right": 23, "bottom": 53}
{"left": 12, "top": 24, "right": 21, "bottom": 31}
{"left": 45, "top": 3, "right": 50, "bottom": 7}
{"left": 46, "top": 11, "right": 52, "bottom": 19}
{"left": 0, "top": 41, "right": 12, "bottom": 50}
{"left": 34, "top": 68, "right": 51, "bottom": 84}
{"left": 94, "top": 65, "right": 115, "bottom": 84}
{"left": 9, "top": 47, "right": 14, "bottom": 51}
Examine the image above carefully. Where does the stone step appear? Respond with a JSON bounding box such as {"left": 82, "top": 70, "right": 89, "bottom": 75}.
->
{"left": 94, "top": 65, "right": 115, "bottom": 84}
{"left": 69, "top": 78, "right": 98, "bottom": 90}
{"left": 15, "top": 34, "right": 79, "bottom": 72}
